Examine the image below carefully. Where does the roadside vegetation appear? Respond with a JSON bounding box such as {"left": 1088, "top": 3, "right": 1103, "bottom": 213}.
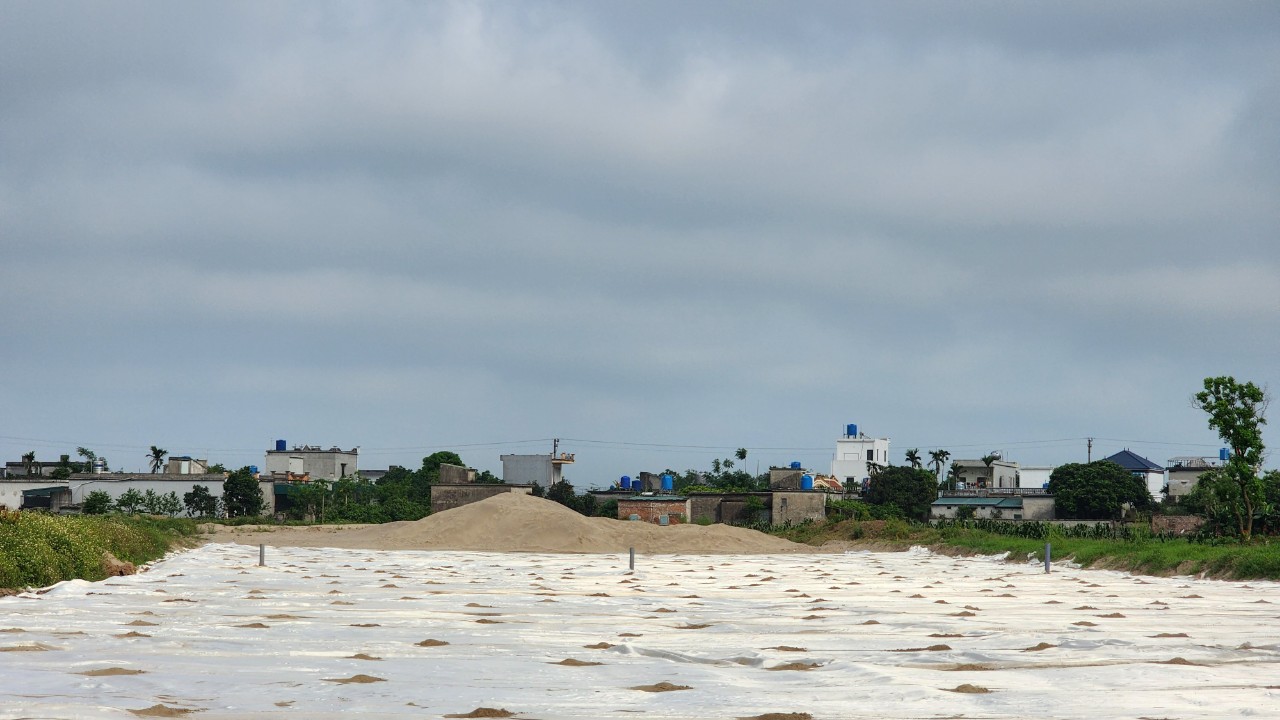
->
{"left": 0, "top": 510, "right": 198, "bottom": 591}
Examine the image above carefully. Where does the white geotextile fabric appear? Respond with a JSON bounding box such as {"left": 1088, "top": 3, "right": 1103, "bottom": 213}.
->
{"left": 1, "top": 544, "right": 1277, "bottom": 718}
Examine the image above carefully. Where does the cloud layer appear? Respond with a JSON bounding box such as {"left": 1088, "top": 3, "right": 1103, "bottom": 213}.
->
{"left": 3, "top": 1, "right": 1277, "bottom": 480}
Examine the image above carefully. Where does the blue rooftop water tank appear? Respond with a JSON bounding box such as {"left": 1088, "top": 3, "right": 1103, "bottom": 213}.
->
{"left": 801, "top": 474, "right": 814, "bottom": 490}
{"left": 790, "top": 461, "right": 802, "bottom": 470}
{"left": 275, "top": 439, "right": 286, "bottom": 452}
{"left": 661, "top": 474, "right": 674, "bottom": 492}
{"left": 1220, "top": 447, "right": 1230, "bottom": 461}
{"left": 846, "top": 423, "right": 858, "bottom": 438}
{"left": 249, "top": 465, "right": 259, "bottom": 475}
{"left": 620, "top": 475, "right": 631, "bottom": 489}
{"left": 630, "top": 478, "right": 641, "bottom": 491}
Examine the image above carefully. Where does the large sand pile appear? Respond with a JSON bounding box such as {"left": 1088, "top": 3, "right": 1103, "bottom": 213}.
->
{"left": 206, "top": 493, "right": 807, "bottom": 554}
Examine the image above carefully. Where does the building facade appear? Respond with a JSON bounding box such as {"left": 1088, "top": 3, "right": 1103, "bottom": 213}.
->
{"left": 265, "top": 443, "right": 358, "bottom": 481}
{"left": 830, "top": 425, "right": 890, "bottom": 492}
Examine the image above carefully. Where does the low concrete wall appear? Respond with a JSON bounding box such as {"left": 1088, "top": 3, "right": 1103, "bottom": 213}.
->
{"left": 430, "top": 484, "right": 532, "bottom": 514}
{"left": 617, "top": 498, "right": 689, "bottom": 524}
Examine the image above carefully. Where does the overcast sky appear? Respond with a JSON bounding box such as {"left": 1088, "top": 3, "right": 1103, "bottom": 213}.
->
{"left": 3, "top": 1, "right": 1277, "bottom": 484}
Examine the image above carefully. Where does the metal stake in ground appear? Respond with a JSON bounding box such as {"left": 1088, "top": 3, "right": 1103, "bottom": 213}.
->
{"left": 1044, "top": 543, "right": 1051, "bottom": 574}
{"left": 259, "top": 543, "right": 265, "bottom": 567}
{"left": 629, "top": 547, "right": 635, "bottom": 571}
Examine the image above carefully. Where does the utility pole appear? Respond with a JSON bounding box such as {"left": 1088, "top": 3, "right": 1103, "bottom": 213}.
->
{"left": 552, "top": 438, "right": 559, "bottom": 457}
{"left": 1087, "top": 437, "right": 1093, "bottom": 463}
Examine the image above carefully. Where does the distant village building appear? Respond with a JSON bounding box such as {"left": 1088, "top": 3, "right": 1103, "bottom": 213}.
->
{"left": 165, "top": 456, "right": 209, "bottom": 475}
{"left": 429, "top": 462, "right": 533, "bottom": 514}
{"left": 500, "top": 453, "right": 574, "bottom": 487}
{"left": 1165, "top": 456, "right": 1220, "bottom": 501}
{"left": 1102, "top": 449, "right": 1165, "bottom": 501}
{"left": 265, "top": 441, "right": 358, "bottom": 481}
{"left": 951, "top": 457, "right": 1020, "bottom": 489}
{"left": 830, "top": 424, "right": 890, "bottom": 493}
{"left": 930, "top": 491, "right": 1055, "bottom": 520}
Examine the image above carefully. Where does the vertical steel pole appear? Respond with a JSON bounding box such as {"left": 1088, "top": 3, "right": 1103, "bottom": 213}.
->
{"left": 1044, "top": 543, "right": 1051, "bottom": 573}
{"left": 259, "top": 543, "right": 265, "bottom": 567}
{"left": 629, "top": 547, "right": 635, "bottom": 571}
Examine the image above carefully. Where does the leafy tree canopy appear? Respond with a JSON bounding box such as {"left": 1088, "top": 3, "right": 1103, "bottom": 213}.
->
{"left": 1048, "top": 461, "right": 1153, "bottom": 520}
{"left": 1193, "top": 376, "right": 1270, "bottom": 539}
{"left": 222, "top": 467, "right": 264, "bottom": 518}
{"left": 864, "top": 466, "right": 936, "bottom": 521}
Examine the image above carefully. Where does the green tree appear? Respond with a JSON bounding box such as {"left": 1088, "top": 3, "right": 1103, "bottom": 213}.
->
{"left": 115, "top": 489, "right": 144, "bottom": 514}
{"left": 141, "top": 489, "right": 164, "bottom": 515}
{"left": 1193, "top": 376, "right": 1269, "bottom": 540}
{"left": 158, "top": 491, "right": 183, "bottom": 518}
{"left": 1048, "top": 461, "right": 1153, "bottom": 520}
{"left": 183, "top": 484, "right": 219, "bottom": 518}
{"left": 148, "top": 446, "right": 168, "bottom": 473}
{"left": 905, "top": 448, "right": 922, "bottom": 470}
{"left": 735, "top": 448, "right": 748, "bottom": 465}
{"left": 207, "top": 463, "right": 228, "bottom": 474}
{"left": 864, "top": 466, "right": 936, "bottom": 521}
{"left": 474, "top": 470, "right": 503, "bottom": 484}
{"left": 546, "top": 479, "right": 576, "bottom": 508}
{"left": 82, "top": 490, "right": 114, "bottom": 515}
{"left": 21, "top": 451, "right": 36, "bottom": 477}
{"left": 222, "top": 467, "right": 264, "bottom": 518}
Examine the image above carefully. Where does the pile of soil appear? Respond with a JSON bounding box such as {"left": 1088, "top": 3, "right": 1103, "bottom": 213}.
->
{"left": 207, "top": 493, "right": 808, "bottom": 554}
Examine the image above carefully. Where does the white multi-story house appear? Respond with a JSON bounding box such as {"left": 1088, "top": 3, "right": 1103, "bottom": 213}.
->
{"left": 830, "top": 424, "right": 890, "bottom": 492}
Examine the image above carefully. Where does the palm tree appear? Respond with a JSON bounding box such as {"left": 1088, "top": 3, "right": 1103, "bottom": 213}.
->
{"left": 735, "top": 448, "right": 748, "bottom": 464}
{"left": 905, "top": 448, "right": 922, "bottom": 469}
{"left": 21, "top": 451, "right": 36, "bottom": 477}
{"left": 981, "top": 453, "right": 999, "bottom": 489}
{"left": 929, "top": 449, "right": 951, "bottom": 480}
{"left": 148, "top": 446, "right": 168, "bottom": 474}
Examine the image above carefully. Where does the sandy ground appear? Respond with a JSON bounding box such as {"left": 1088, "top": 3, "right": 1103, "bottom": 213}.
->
{"left": 200, "top": 493, "right": 809, "bottom": 554}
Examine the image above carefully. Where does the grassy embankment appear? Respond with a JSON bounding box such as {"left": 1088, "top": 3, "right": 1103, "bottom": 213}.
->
{"left": 773, "top": 518, "right": 1280, "bottom": 580}
{"left": 0, "top": 510, "right": 199, "bottom": 591}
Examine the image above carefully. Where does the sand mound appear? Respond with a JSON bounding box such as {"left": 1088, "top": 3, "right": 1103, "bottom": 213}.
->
{"left": 213, "top": 493, "right": 807, "bottom": 553}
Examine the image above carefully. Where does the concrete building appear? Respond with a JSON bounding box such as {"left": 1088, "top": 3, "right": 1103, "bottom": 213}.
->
{"left": 429, "top": 483, "right": 534, "bottom": 514}
{"left": 930, "top": 489, "right": 1055, "bottom": 520}
{"left": 265, "top": 442, "right": 358, "bottom": 481}
{"left": 3, "top": 457, "right": 72, "bottom": 479}
{"left": 830, "top": 424, "right": 890, "bottom": 493}
{"left": 1165, "top": 456, "right": 1219, "bottom": 501}
{"left": 165, "top": 456, "right": 209, "bottom": 475}
{"left": 951, "top": 458, "right": 1020, "bottom": 489}
{"left": 686, "top": 491, "right": 826, "bottom": 526}
{"left": 1017, "top": 465, "right": 1055, "bottom": 490}
{"left": 1103, "top": 450, "right": 1165, "bottom": 501}
{"left": 438, "top": 463, "right": 477, "bottom": 484}
{"left": 500, "top": 453, "right": 575, "bottom": 487}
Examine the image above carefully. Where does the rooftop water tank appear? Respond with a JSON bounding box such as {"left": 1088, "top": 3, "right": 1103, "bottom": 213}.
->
{"left": 801, "top": 474, "right": 814, "bottom": 490}
{"left": 661, "top": 474, "right": 674, "bottom": 492}
{"left": 1220, "top": 448, "right": 1230, "bottom": 461}
{"left": 790, "top": 461, "right": 802, "bottom": 470}
{"left": 275, "top": 439, "right": 287, "bottom": 452}
{"left": 249, "top": 465, "right": 259, "bottom": 475}
{"left": 846, "top": 423, "right": 858, "bottom": 438}
{"left": 620, "top": 475, "right": 631, "bottom": 489}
